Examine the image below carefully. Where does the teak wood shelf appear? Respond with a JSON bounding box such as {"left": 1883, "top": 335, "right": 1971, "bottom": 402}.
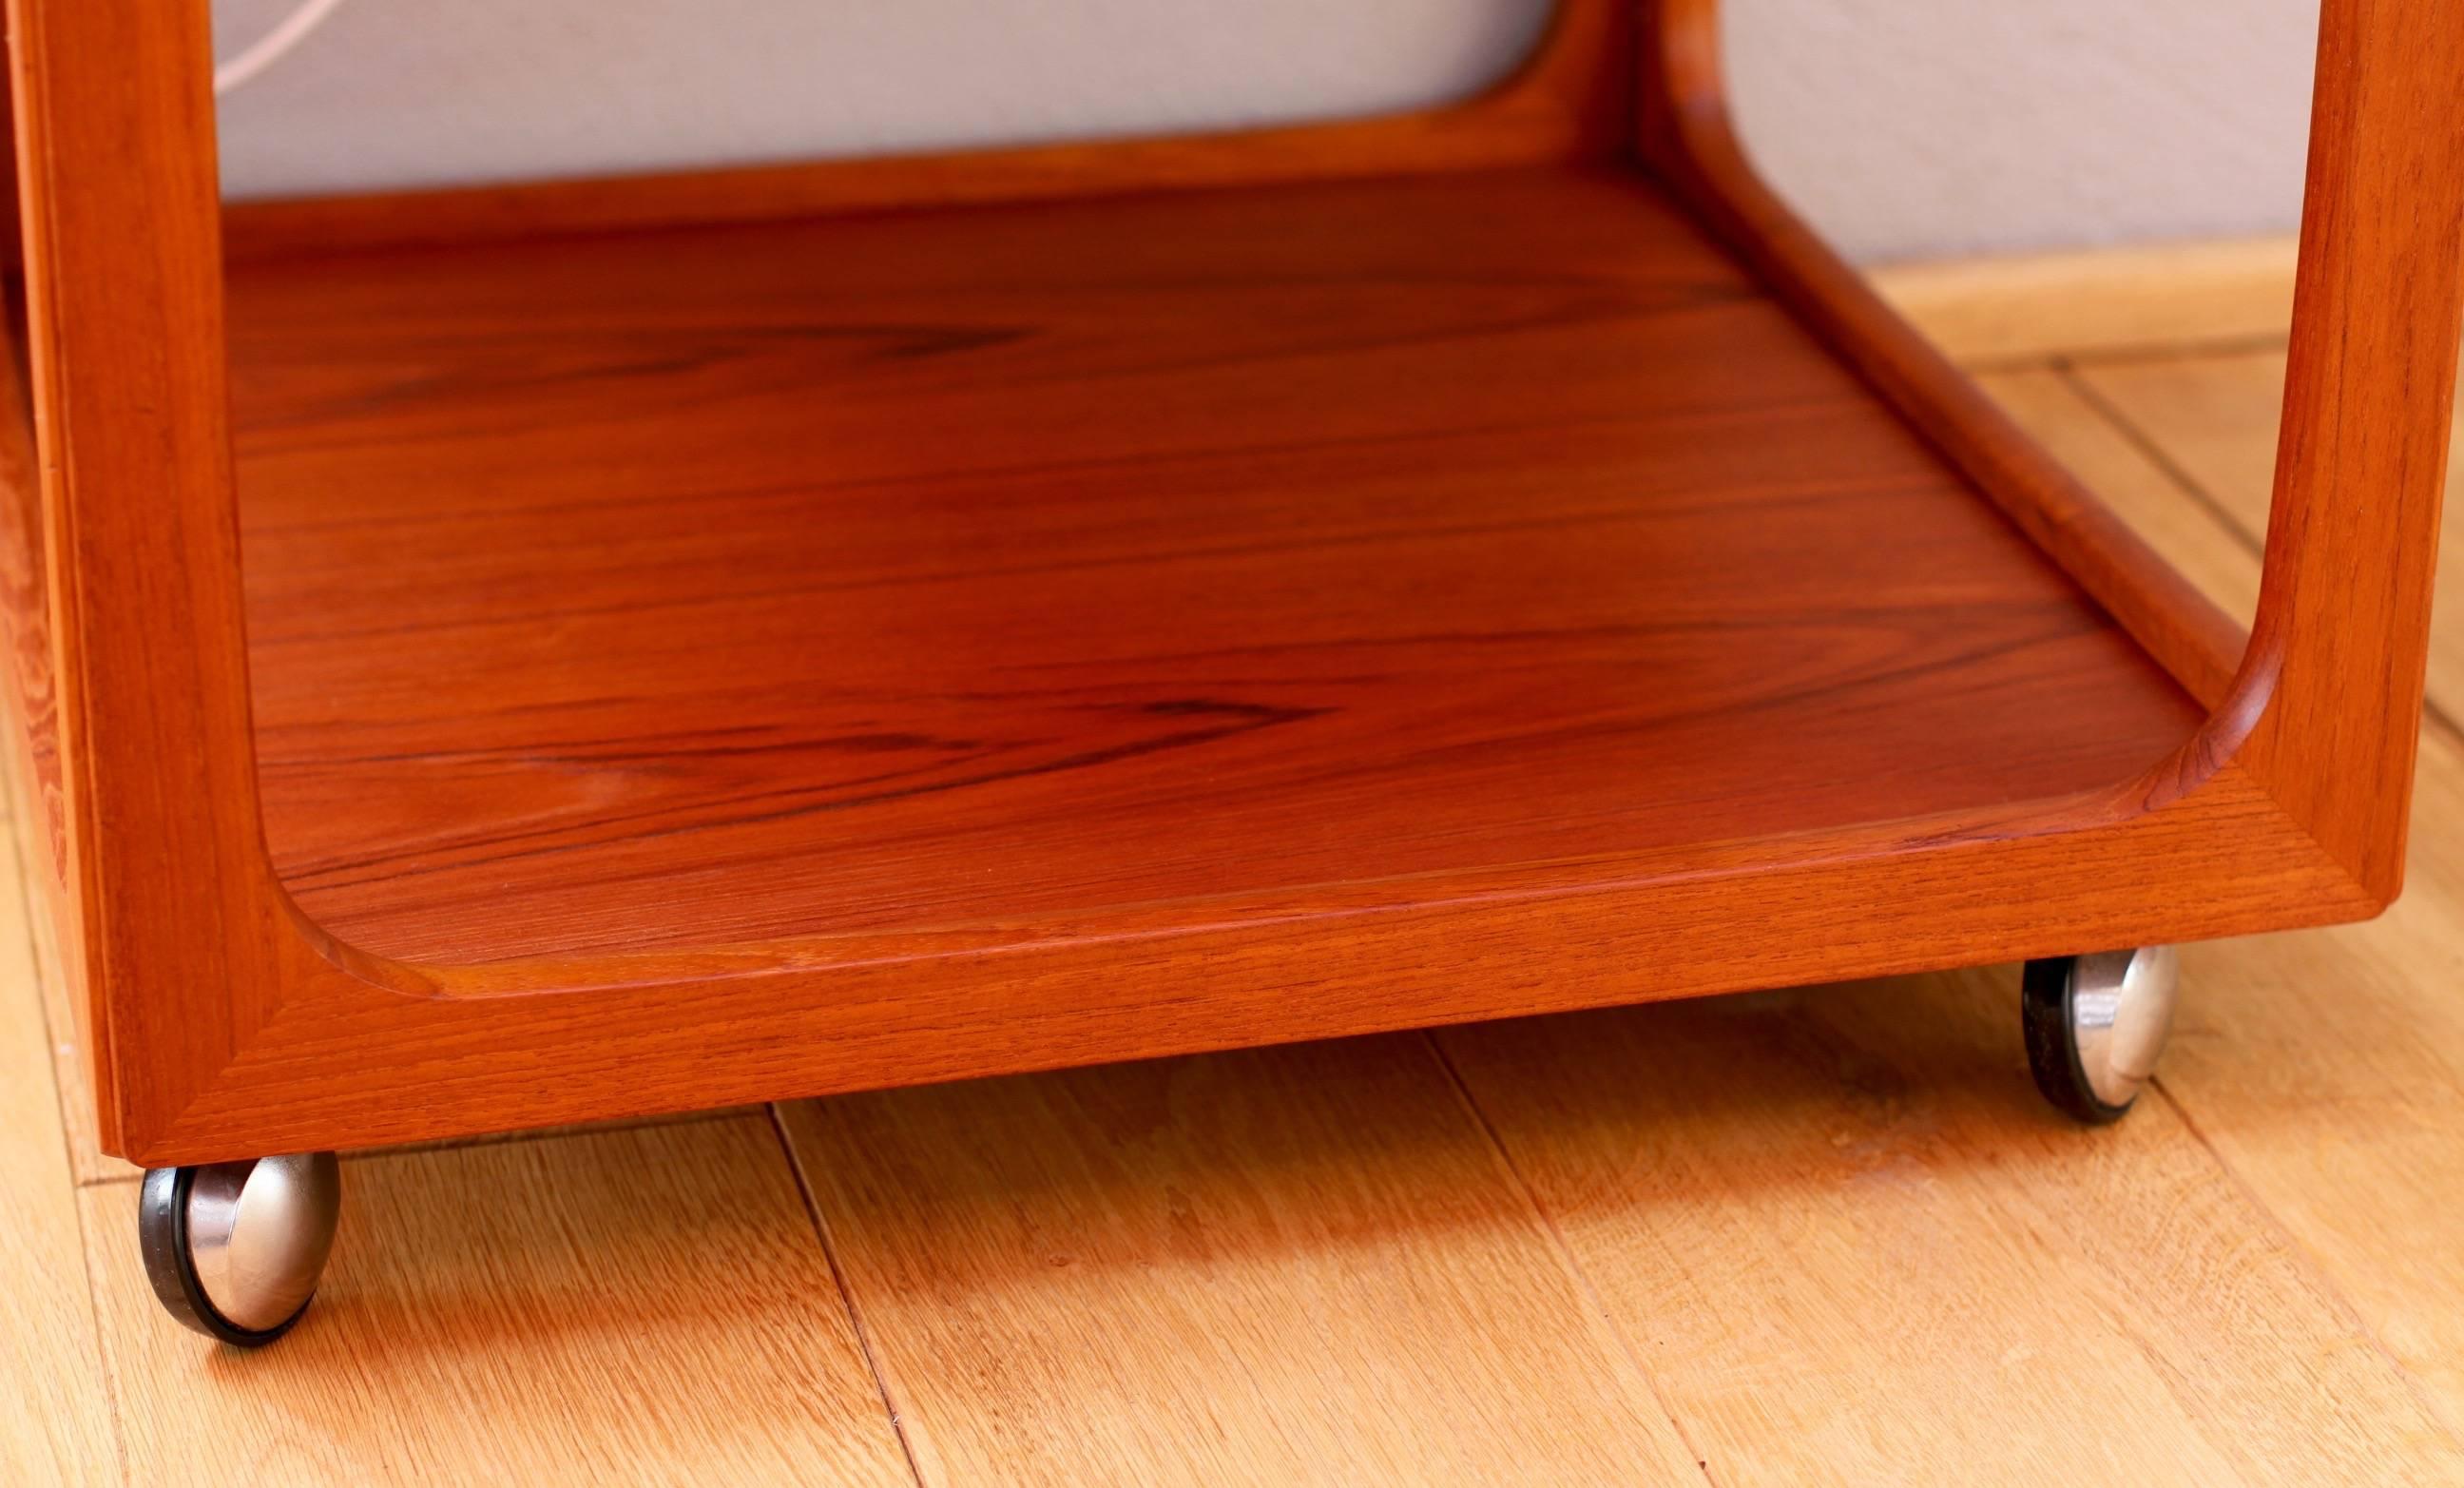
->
{"left": 6, "top": 0, "right": 2461, "bottom": 1240}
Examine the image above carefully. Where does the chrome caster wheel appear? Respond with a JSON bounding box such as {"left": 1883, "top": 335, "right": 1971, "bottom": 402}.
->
{"left": 2023, "top": 947, "right": 2180, "bottom": 1124}
{"left": 139, "top": 1153, "right": 341, "bottom": 1346}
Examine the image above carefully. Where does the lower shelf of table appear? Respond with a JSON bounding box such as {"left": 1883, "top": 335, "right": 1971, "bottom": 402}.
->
{"left": 225, "top": 162, "right": 2204, "bottom": 969}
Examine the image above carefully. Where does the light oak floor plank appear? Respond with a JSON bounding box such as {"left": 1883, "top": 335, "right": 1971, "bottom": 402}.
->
{"left": 1970, "top": 367, "right": 2261, "bottom": 626}
{"left": 2065, "top": 348, "right": 2290, "bottom": 529}
{"left": 1979, "top": 344, "right": 2464, "bottom": 1445}
{"left": 1870, "top": 236, "right": 2297, "bottom": 365}
{"left": 82, "top": 1116, "right": 915, "bottom": 1487}
{"left": 1435, "top": 972, "right": 2461, "bottom": 1483}
{"left": 778, "top": 1036, "right": 1711, "bottom": 1487}
{"left": 2066, "top": 347, "right": 2464, "bottom": 712}
{"left": 2141, "top": 734, "right": 2464, "bottom": 1445}
{"left": 0, "top": 791, "right": 120, "bottom": 1485}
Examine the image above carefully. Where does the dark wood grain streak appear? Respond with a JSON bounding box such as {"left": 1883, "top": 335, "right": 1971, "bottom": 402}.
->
{"left": 225, "top": 168, "right": 2201, "bottom": 963}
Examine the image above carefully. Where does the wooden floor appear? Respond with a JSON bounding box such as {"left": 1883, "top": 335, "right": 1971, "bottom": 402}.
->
{"left": 10, "top": 236, "right": 2464, "bottom": 1485}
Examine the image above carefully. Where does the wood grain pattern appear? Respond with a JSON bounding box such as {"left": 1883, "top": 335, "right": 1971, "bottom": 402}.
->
{"left": 770, "top": 288, "right": 2464, "bottom": 1478}
{"left": 1644, "top": 0, "right": 2462, "bottom": 865}
{"left": 81, "top": 1117, "right": 914, "bottom": 1486}
{"left": 6, "top": 0, "right": 271, "bottom": 1161}
{"left": 1871, "top": 238, "right": 2299, "bottom": 366}
{"left": 2227, "top": 0, "right": 2464, "bottom": 898}
{"left": 154, "top": 763, "right": 2374, "bottom": 1162}
{"left": 777, "top": 1037, "right": 1711, "bottom": 1486}
{"left": 0, "top": 717, "right": 133, "bottom": 1183}
{"left": 16, "top": 230, "right": 2464, "bottom": 1486}
{"left": 0, "top": 791, "right": 117, "bottom": 1487}
{"left": 1634, "top": 0, "right": 2251, "bottom": 706}
{"left": 2073, "top": 349, "right": 2464, "bottom": 717}
{"left": 0, "top": 319, "right": 128, "bottom": 1183}
{"left": 1437, "top": 972, "right": 2464, "bottom": 1482}
{"left": 2148, "top": 739, "right": 2464, "bottom": 1443}
{"left": 1985, "top": 346, "right": 2464, "bottom": 1443}
{"left": 7, "top": 0, "right": 2457, "bottom": 1166}
{"left": 1975, "top": 370, "right": 2263, "bottom": 627}
{"left": 226, "top": 166, "right": 2198, "bottom": 964}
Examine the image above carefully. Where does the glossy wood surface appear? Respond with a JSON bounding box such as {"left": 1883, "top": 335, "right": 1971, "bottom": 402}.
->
{"left": 2, "top": 0, "right": 2457, "bottom": 1164}
{"left": 1875, "top": 237, "right": 2300, "bottom": 365}
{"left": 228, "top": 165, "right": 2198, "bottom": 964}
{"left": 27, "top": 243, "right": 2464, "bottom": 1480}
{"left": 5, "top": 0, "right": 269, "bottom": 1160}
{"left": 1636, "top": 0, "right": 2254, "bottom": 707}
{"left": 2233, "top": 0, "right": 2464, "bottom": 898}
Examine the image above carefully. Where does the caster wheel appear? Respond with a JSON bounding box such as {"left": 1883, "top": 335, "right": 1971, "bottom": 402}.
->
{"left": 139, "top": 1152, "right": 341, "bottom": 1346}
{"left": 2023, "top": 947, "right": 2180, "bottom": 1124}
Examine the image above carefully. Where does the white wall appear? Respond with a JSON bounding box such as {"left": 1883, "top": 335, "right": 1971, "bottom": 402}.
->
{"left": 1724, "top": 1, "right": 2318, "bottom": 261}
{"left": 210, "top": 0, "right": 2320, "bottom": 263}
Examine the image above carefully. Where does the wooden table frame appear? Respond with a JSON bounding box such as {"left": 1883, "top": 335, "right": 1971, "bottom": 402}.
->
{"left": 4, "top": 0, "right": 2457, "bottom": 1167}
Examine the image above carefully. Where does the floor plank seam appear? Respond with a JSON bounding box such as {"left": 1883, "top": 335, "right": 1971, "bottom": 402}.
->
{"left": 2055, "top": 353, "right": 2464, "bottom": 1443}
{"left": 765, "top": 1101, "right": 928, "bottom": 1488}
{"left": 5, "top": 811, "right": 138, "bottom": 1482}
{"left": 2146, "top": 1076, "right": 2464, "bottom": 1450}
{"left": 1418, "top": 1031, "right": 1725, "bottom": 1488}
{"left": 2052, "top": 360, "right": 2279, "bottom": 558}
{"left": 2051, "top": 357, "right": 2464, "bottom": 753}
{"left": 62, "top": 1172, "right": 133, "bottom": 1487}
{"left": 1950, "top": 331, "right": 2293, "bottom": 377}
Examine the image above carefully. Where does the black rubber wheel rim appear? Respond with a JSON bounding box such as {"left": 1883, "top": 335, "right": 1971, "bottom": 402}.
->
{"left": 2021, "top": 956, "right": 2136, "bottom": 1126}
{"left": 138, "top": 1165, "right": 313, "bottom": 1347}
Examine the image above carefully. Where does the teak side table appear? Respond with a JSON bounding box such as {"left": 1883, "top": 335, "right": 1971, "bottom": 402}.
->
{"left": 4, "top": 0, "right": 2458, "bottom": 1345}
